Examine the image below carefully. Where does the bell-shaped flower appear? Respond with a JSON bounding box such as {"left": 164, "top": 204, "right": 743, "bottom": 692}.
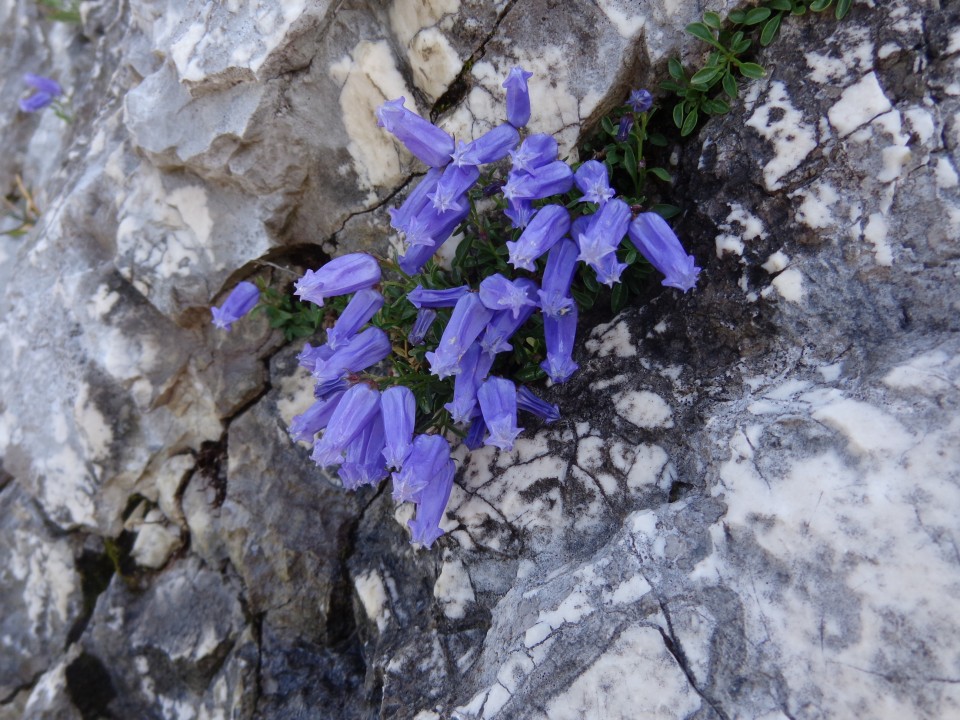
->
{"left": 478, "top": 376, "right": 523, "bottom": 451}
{"left": 627, "top": 88, "right": 653, "bottom": 113}
{"left": 211, "top": 281, "right": 260, "bottom": 331}
{"left": 574, "top": 160, "right": 615, "bottom": 206}
{"left": 288, "top": 389, "right": 346, "bottom": 442}
{"left": 392, "top": 433, "right": 452, "bottom": 503}
{"left": 381, "top": 386, "right": 416, "bottom": 470}
{"left": 444, "top": 343, "right": 484, "bottom": 424}
{"left": 407, "top": 452, "right": 455, "bottom": 548}
{"left": 408, "top": 308, "right": 437, "bottom": 346}
{"left": 537, "top": 238, "right": 579, "bottom": 318}
{"left": 576, "top": 198, "right": 630, "bottom": 278}
{"left": 594, "top": 252, "right": 628, "bottom": 287}
{"left": 314, "top": 376, "right": 349, "bottom": 400}
{"left": 339, "top": 412, "right": 388, "bottom": 490}
{"left": 398, "top": 205, "right": 469, "bottom": 274}
{"left": 517, "top": 386, "right": 560, "bottom": 423}
{"left": 464, "top": 415, "right": 487, "bottom": 451}
{"left": 430, "top": 164, "right": 480, "bottom": 213}
{"left": 311, "top": 383, "right": 381, "bottom": 467}
{"left": 425, "top": 293, "right": 493, "bottom": 379}
{"left": 509, "top": 134, "right": 558, "bottom": 174}
{"left": 326, "top": 289, "right": 384, "bottom": 350}
{"left": 407, "top": 285, "right": 470, "bottom": 308}
{"left": 19, "top": 73, "right": 63, "bottom": 113}
{"left": 480, "top": 279, "right": 538, "bottom": 356}
{"left": 295, "top": 253, "right": 381, "bottom": 307}
{"left": 506, "top": 204, "right": 571, "bottom": 271}
{"left": 541, "top": 303, "right": 579, "bottom": 383}
{"left": 298, "top": 342, "right": 334, "bottom": 372}
{"left": 389, "top": 168, "right": 442, "bottom": 233}
{"left": 627, "top": 212, "right": 701, "bottom": 292}
{"left": 504, "top": 199, "right": 536, "bottom": 229}
{"left": 616, "top": 114, "right": 634, "bottom": 142}
{"left": 479, "top": 273, "right": 538, "bottom": 319}
{"left": 453, "top": 123, "right": 520, "bottom": 167}
{"left": 376, "top": 97, "right": 455, "bottom": 168}
{"left": 503, "top": 66, "right": 534, "bottom": 128}
{"left": 502, "top": 161, "right": 573, "bottom": 202}
{"left": 313, "top": 327, "right": 391, "bottom": 385}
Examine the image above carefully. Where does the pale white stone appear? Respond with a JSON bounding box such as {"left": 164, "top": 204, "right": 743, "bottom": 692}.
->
{"left": 771, "top": 267, "right": 805, "bottom": 303}
{"left": 828, "top": 72, "right": 892, "bottom": 137}
{"left": 761, "top": 251, "right": 790, "bottom": 274}
{"left": 355, "top": 570, "right": 391, "bottom": 632}
{"left": 131, "top": 511, "right": 182, "bottom": 569}
{"left": 863, "top": 212, "right": 893, "bottom": 265}
{"left": 793, "top": 182, "right": 838, "bottom": 230}
{"left": 936, "top": 157, "right": 959, "bottom": 189}
{"left": 434, "top": 558, "right": 475, "bottom": 620}
{"left": 613, "top": 390, "right": 673, "bottom": 429}
{"left": 745, "top": 81, "right": 818, "bottom": 191}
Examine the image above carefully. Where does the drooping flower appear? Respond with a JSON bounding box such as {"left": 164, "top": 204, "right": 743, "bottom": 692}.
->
{"left": 398, "top": 205, "right": 469, "bottom": 274}
{"left": 19, "top": 73, "right": 62, "bottom": 113}
{"left": 593, "top": 251, "right": 628, "bottom": 287}
{"left": 452, "top": 123, "right": 520, "bottom": 167}
{"left": 297, "top": 342, "right": 334, "bottom": 372}
{"left": 464, "top": 415, "right": 487, "bottom": 450}
{"left": 627, "top": 88, "right": 653, "bottom": 113}
{"left": 444, "top": 343, "right": 484, "bottom": 424}
{"left": 509, "top": 134, "right": 558, "bottom": 174}
{"left": 312, "top": 327, "right": 392, "bottom": 385}
{"left": 407, "top": 285, "right": 470, "bottom": 308}
{"left": 339, "top": 412, "right": 389, "bottom": 490}
{"left": 311, "top": 383, "right": 381, "bottom": 467}
{"left": 479, "top": 273, "right": 538, "bottom": 319}
{"left": 388, "top": 168, "right": 443, "bottom": 234}
{"left": 576, "top": 198, "right": 631, "bottom": 284}
{"left": 392, "top": 433, "right": 452, "bottom": 503}
{"left": 295, "top": 254, "right": 381, "bottom": 307}
{"left": 408, "top": 308, "right": 437, "bottom": 346}
{"left": 326, "top": 288, "right": 384, "bottom": 350}
{"left": 504, "top": 199, "right": 536, "bottom": 230}
{"left": 516, "top": 386, "right": 560, "bottom": 423}
{"left": 381, "top": 386, "right": 416, "bottom": 470}
{"left": 376, "top": 97, "right": 455, "bottom": 168}
{"left": 502, "top": 161, "right": 574, "bottom": 202}
{"left": 541, "top": 303, "right": 579, "bottom": 383}
{"left": 430, "top": 164, "right": 480, "bottom": 213}
{"left": 537, "top": 238, "right": 579, "bottom": 318}
{"left": 211, "top": 281, "right": 260, "bottom": 331}
{"left": 627, "top": 212, "right": 701, "bottom": 292}
{"left": 616, "top": 114, "right": 634, "bottom": 142}
{"left": 506, "top": 204, "right": 571, "bottom": 271}
{"left": 477, "top": 377, "right": 523, "bottom": 451}
{"left": 479, "top": 279, "right": 539, "bottom": 356}
{"left": 407, "top": 453, "right": 455, "bottom": 548}
{"left": 425, "top": 293, "right": 493, "bottom": 379}
{"left": 574, "top": 160, "right": 615, "bottom": 206}
{"left": 503, "top": 66, "right": 534, "bottom": 128}
{"left": 288, "top": 390, "right": 346, "bottom": 443}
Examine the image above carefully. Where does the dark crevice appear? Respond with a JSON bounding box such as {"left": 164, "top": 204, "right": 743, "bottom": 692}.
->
{"left": 65, "top": 541, "right": 116, "bottom": 646}
{"left": 1, "top": 671, "right": 43, "bottom": 705}
{"left": 65, "top": 652, "right": 117, "bottom": 720}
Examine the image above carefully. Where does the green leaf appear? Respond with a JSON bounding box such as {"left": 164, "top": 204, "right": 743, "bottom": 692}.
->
{"left": 653, "top": 203, "right": 681, "bottom": 219}
{"left": 704, "top": 98, "right": 731, "bottom": 114}
{"left": 583, "top": 271, "right": 599, "bottom": 293}
{"left": 836, "top": 0, "right": 852, "bottom": 19}
{"left": 685, "top": 22, "right": 721, "bottom": 48}
{"left": 810, "top": 0, "right": 832, "bottom": 11}
{"left": 760, "top": 12, "right": 783, "bottom": 46}
{"left": 672, "top": 102, "right": 684, "bottom": 129}
{"left": 722, "top": 71, "right": 739, "bottom": 99}
{"left": 648, "top": 132, "right": 668, "bottom": 147}
{"left": 690, "top": 65, "right": 723, "bottom": 86}
{"left": 744, "top": 6, "right": 772, "bottom": 24}
{"left": 601, "top": 116, "right": 615, "bottom": 135}
{"left": 659, "top": 80, "right": 685, "bottom": 93}
{"left": 681, "top": 109, "right": 699, "bottom": 136}
{"left": 515, "top": 364, "right": 546, "bottom": 383}
{"left": 624, "top": 143, "right": 639, "bottom": 187}
{"left": 702, "top": 10, "right": 722, "bottom": 29}
{"left": 668, "top": 57, "right": 686, "bottom": 80}
{"left": 791, "top": 2, "right": 807, "bottom": 15}
{"left": 649, "top": 167, "right": 672, "bottom": 182}
{"left": 728, "top": 9, "right": 747, "bottom": 23}
{"left": 611, "top": 282, "right": 628, "bottom": 314}
{"left": 572, "top": 286, "right": 596, "bottom": 310}
{"left": 768, "top": 0, "right": 791, "bottom": 10}
{"left": 732, "top": 38, "right": 752, "bottom": 54}
{"left": 738, "top": 62, "right": 767, "bottom": 79}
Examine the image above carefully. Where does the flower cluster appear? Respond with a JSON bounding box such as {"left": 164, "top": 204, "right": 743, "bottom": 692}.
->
{"left": 212, "top": 68, "right": 701, "bottom": 549}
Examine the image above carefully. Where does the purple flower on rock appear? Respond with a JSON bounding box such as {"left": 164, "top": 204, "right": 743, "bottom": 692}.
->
{"left": 425, "top": 293, "right": 493, "bottom": 379}
{"left": 376, "top": 97, "right": 455, "bottom": 168}
{"left": 452, "top": 124, "right": 520, "bottom": 167}
{"left": 311, "top": 383, "right": 381, "bottom": 468}
{"left": 389, "top": 168, "right": 442, "bottom": 234}
{"left": 627, "top": 212, "right": 701, "bottom": 293}
{"left": 478, "top": 377, "right": 523, "bottom": 451}
{"left": 537, "top": 238, "right": 579, "bottom": 318}
{"left": 576, "top": 198, "right": 631, "bottom": 285}
{"left": 627, "top": 88, "right": 653, "bottom": 113}
{"left": 479, "top": 278, "right": 539, "bottom": 356}
{"left": 479, "top": 273, "right": 538, "bottom": 319}
{"left": 381, "top": 386, "right": 416, "bottom": 470}
{"left": 504, "top": 199, "right": 536, "bottom": 230}
{"left": 312, "top": 327, "right": 392, "bottom": 385}
{"left": 444, "top": 343, "right": 484, "bottom": 424}
{"left": 541, "top": 303, "right": 579, "bottom": 383}
{"left": 339, "top": 413, "right": 388, "bottom": 490}
{"left": 574, "top": 160, "right": 615, "bottom": 206}
{"left": 509, "top": 134, "right": 558, "bottom": 174}
{"left": 502, "top": 161, "right": 573, "bottom": 202}
{"left": 398, "top": 205, "right": 469, "bottom": 274}
{"left": 616, "top": 114, "right": 634, "bottom": 142}
{"left": 408, "top": 308, "right": 437, "bottom": 346}
{"left": 326, "top": 288, "right": 384, "bottom": 350}
{"left": 430, "top": 164, "right": 480, "bottom": 213}
{"left": 392, "top": 433, "right": 452, "bottom": 503}
{"left": 19, "top": 73, "right": 62, "bottom": 113}
{"left": 503, "top": 66, "right": 534, "bottom": 128}
{"left": 296, "top": 254, "right": 380, "bottom": 307}
{"left": 298, "top": 342, "right": 334, "bottom": 372}
{"left": 407, "top": 450, "right": 455, "bottom": 548}
{"left": 288, "top": 390, "right": 346, "bottom": 442}
{"left": 407, "top": 285, "right": 470, "bottom": 308}
{"left": 506, "top": 204, "right": 571, "bottom": 271}
{"left": 516, "top": 386, "right": 560, "bottom": 423}
{"left": 211, "top": 281, "right": 259, "bottom": 331}
{"left": 464, "top": 415, "right": 487, "bottom": 451}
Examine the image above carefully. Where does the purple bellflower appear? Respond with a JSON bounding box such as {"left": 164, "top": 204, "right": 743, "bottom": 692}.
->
{"left": 311, "top": 383, "right": 381, "bottom": 467}
{"left": 576, "top": 198, "right": 631, "bottom": 286}
{"left": 388, "top": 168, "right": 442, "bottom": 233}
{"left": 430, "top": 164, "right": 480, "bottom": 213}
{"left": 425, "top": 293, "right": 493, "bottom": 379}
{"left": 541, "top": 303, "right": 579, "bottom": 383}
{"left": 407, "top": 285, "right": 470, "bottom": 308}
{"left": 398, "top": 205, "right": 469, "bottom": 274}
{"left": 19, "top": 73, "right": 62, "bottom": 113}
{"left": 479, "top": 273, "right": 538, "bottom": 319}
{"left": 408, "top": 308, "right": 437, "bottom": 346}
{"left": 616, "top": 114, "right": 634, "bottom": 142}
{"left": 464, "top": 415, "right": 487, "bottom": 451}
{"left": 408, "top": 452, "right": 455, "bottom": 548}
{"left": 537, "top": 238, "right": 579, "bottom": 318}
{"left": 312, "top": 327, "right": 391, "bottom": 385}
{"left": 339, "top": 412, "right": 388, "bottom": 490}
{"left": 627, "top": 212, "right": 701, "bottom": 293}
{"left": 288, "top": 390, "right": 346, "bottom": 443}
{"left": 504, "top": 199, "right": 536, "bottom": 230}
{"left": 502, "top": 161, "right": 573, "bottom": 202}
{"left": 479, "top": 278, "right": 539, "bottom": 356}
{"left": 594, "top": 252, "right": 629, "bottom": 287}
{"left": 326, "top": 289, "right": 384, "bottom": 350}
{"left": 452, "top": 123, "right": 520, "bottom": 167}
{"left": 478, "top": 377, "right": 523, "bottom": 451}
{"left": 445, "top": 342, "right": 484, "bottom": 424}
{"left": 506, "top": 204, "right": 571, "bottom": 271}
{"left": 381, "top": 386, "right": 416, "bottom": 470}
{"left": 509, "top": 134, "right": 558, "bottom": 174}
{"left": 392, "top": 433, "right": 452, "bottom": 503}
{"left": 211, "top": 281, "right": 260, "bottom": 331}
{"left": 376, "top": 97, "right": 455, "bottom": 168}
{"left": 296, "top": 254, "right": 380, "bottom": 307}
{"left": 628, "top": 88, "right": 653, "bottom": 113}
{"left": 503, "top": 66, "right": 534, "bottom": 128}
{"left": 298, "top": 342, "right": 335, "bottom": 372}
{"left": 314, "top": 376, "right": 350, "bottom": 400}
{"left": 517, "top": 386, "right": 560, "bottom": 423}
{"left": 574, "top": 160, "right": 615, "bottom": 206}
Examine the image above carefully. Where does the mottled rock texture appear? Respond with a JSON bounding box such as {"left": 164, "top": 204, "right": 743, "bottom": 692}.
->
{"left": 2, "top": 0, "right": 958, "bottom": 718}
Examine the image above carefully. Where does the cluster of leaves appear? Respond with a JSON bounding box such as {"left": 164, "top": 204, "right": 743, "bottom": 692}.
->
{"left": 664, "top": 0, "right": 854, "bottom": 135}
{"left": 1, "top": 175, "right": 40, "bottom": 238}
{"left": 37, "top": 0, "right": 81, "bottom": 23}
{"left": 254, "top": 281, "right": 327, "bottom": 341}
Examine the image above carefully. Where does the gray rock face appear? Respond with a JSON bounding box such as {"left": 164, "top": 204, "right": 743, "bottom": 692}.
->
{"left": 2, "top": 0, "right": 959, "bottom": 718}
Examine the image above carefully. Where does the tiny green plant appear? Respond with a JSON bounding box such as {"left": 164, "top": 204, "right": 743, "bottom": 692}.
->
{"left": 37, "top": 0, "right": 82, "bottom": 23}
